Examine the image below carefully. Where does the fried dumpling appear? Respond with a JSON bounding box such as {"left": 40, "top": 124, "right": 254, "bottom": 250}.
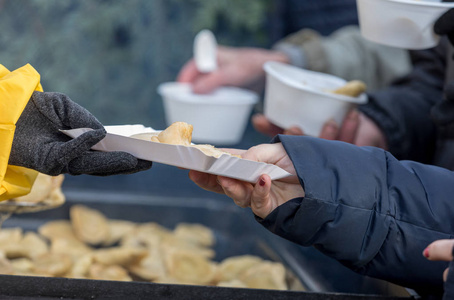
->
{"left": 10, "top": 258, "right": 34, "bottom": 275}
{"left": 331, "top": 80, "right": 366, "bottom": 97}
{"left": 239, "top": 261, "right": 287, "bottom": 290}
{"left": 217, "top": 279, "right": 248, "bottom": 288}
{"left": 12, "top": 174, "right": 65, "bottom": 211}
{"left": 152, "top": 122, "right": 193, "bottom": 146}
{"left": 88, "top": 263, "right": 132, "bottom": 282}
{"left": 50, "top": 237, "right": 93, "bottom": 259}
{"left": 67, "top": 254, "right": 93, "bottom": 279}
{"left": 33, "top": 253, "right": 73, "bottom": 277}
{"left": 0, "top": 232, "right": 48, "bottom": 259}
{"left": 128, "top": 248, "right": 167, "bottom": 281}
{"left": 217, "top": 255, "right": 263, "bottom": 282}
{"left": 103, "top": 220, "right": 136, "bottom": 246}
{"left": 164, "top": 249, "right": 217, "bottom": 285}
{"left": 173, "top": 223, "right": 214, "bottom": 248}
{"left": 0, "top": 252, "right": 13, "bottom": 275}
{"left": 92, "top": 247, "right": 147, "bottom": 267}
{"left": 18, "top": 232, "right": 49, "bottom": 259}
{"left": 13, "top": 173, "right": 53, "bottom": 204}
{"left": 70, "top": 205, "right": 110, "bottom": 245}
{"left": 38, "top": 220, "right": 76, "bottom": 241}
{"left": 0, "top": 228, "right": 22, "bottom": 244}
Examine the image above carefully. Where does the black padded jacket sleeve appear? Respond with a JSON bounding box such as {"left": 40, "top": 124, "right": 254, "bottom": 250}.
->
{"left": 444, "top": 259, "right": 454, "bottom": 300}
{"left": 359, "top": 40, "right": 447, "bottom": 164}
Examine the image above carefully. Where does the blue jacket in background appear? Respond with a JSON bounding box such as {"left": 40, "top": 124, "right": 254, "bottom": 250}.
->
{"left": 268, "top": 0, "right": 358, "bottom": 44}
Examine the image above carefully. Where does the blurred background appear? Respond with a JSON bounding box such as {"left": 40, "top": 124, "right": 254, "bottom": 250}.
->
{"left": 0, "top": 0, "right": 358, "bottom": 198}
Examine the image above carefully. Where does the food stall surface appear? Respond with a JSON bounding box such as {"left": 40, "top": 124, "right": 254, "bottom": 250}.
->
{"left": 0, "top": 190, "right": 417, "bottom": 300}
{"left": 0, "top": 275, "right": 413, "bottom": 300}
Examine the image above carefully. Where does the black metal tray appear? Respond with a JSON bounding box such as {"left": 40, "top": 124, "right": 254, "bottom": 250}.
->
{"left": 0, "top": 189, "right": 415, "bottom": 300}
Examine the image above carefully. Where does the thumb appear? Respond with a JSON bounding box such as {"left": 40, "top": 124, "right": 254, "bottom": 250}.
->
{"left": 177, "top": 59, "right": 201, "bottom": 83}
{"left": 56, "top": 128, "right": 106, "bottom": 165}
{"left": 338, "top": 109, "right": 360, "bottom": 143}
{"left": 251, "top": 174, "right": 274, "bottom": 219}
{"left": 252, "top": 113, "right": 285, "bottom": 137}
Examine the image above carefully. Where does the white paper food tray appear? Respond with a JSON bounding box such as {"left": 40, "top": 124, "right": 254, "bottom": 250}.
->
{"left": 62, "top": 125, "right": 292, "bottom": 183}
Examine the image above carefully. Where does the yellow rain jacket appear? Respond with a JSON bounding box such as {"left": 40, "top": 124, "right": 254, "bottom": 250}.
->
{"left": 0, "top": 64, "right": 43, "bottom": 201}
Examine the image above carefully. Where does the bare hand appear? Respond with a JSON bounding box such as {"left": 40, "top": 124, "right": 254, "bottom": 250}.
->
{"left": 177, "top": 46, "right": 289, "bottom": 94}
{"left": 188, "top": 143, "right": 304, "bottom": 219}
{"left": 424, "top": 239, "right": 454, "bottom": 282}
{"left": 252, "top": 110, "right": 388, "bottom": 149}
{"left": 252, "top": 114, "right": 303, "bottom": 136}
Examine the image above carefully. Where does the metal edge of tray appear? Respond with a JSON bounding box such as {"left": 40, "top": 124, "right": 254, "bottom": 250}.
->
{"left": 0, "top": 275, "right": 415, "bottom": 300}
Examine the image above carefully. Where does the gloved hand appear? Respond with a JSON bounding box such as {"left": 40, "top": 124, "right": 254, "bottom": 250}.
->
{"left": 9, "top": 91, "right": 152, "bottom": 176}
{"left": 434, "top": 7, "right": 454, "bottom": 46}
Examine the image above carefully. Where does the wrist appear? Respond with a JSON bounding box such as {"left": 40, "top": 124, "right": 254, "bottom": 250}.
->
{"left": 240, "top": 48, "right": 291, "bottom": 82}
{"left": 268, "top": 50, "right": 290, "bottom": 64}
{"left": 270, "top": 44, "right": 307, "bottom": 69}
{"left": 356, "top": 113, "right": 388, "bottom": 150}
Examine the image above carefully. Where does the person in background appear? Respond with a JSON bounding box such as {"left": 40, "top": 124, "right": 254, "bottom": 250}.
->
{"left": 179, "top": 26, "right": 410, "bottom": 94}
{"left": 1, "top": 64, "right": 152, "bottom": 201}
{"left": 188, "top": 7, "right": 454, "bottom": 299}
{"left": 177, "top": 27, "right": 411, "bottom": 136}
{"left": 178, "top": 0, "right": 412, "bottom": 137}
{"left": 267, "top": 0, "right": 411, "bottom": 92}
{"left": 269, "top": 0, "right": 360, "bottom": 38}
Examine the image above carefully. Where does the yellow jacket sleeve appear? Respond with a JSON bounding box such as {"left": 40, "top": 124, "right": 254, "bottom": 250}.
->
{"left": 0, "top": 64, "right": 43, "bottom": 201}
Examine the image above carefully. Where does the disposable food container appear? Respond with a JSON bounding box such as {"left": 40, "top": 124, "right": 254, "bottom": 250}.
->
{"left": 356, "top": 0, "right": 454, "bottom": 49}
{"left": 158, "top": 82, "right": 258, "bottom": 145}
{"left": 263, "top": 62, "right": 367, "bottom": 137}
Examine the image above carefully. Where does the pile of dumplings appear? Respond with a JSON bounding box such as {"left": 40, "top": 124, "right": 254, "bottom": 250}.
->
{"left": 0, "top": 205, "right": 289, "bottom": 290}
{"left": 1, "top": 173, "right": 66, "bottom": 214}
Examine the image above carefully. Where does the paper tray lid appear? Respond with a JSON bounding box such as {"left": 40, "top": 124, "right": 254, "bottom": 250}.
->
{"left": 62, "top": 125, "right": 292, "bottom": 183}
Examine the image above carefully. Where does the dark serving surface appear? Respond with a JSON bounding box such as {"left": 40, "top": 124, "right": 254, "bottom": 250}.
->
{"left": 0, "top": 189, "right": 416, "bottom": 299}
{"left": 0, "top": 275, "right": 413, "bottom": 300}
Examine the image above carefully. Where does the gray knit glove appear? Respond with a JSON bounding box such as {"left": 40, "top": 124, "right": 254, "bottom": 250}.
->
{"left": 9, "top": 91, "right": 152, "bottom": 176}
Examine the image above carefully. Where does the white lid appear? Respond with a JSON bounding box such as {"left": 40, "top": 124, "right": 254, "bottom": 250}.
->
{"left": 158, "top": 82, "right": 258, "bottom": 105}
{"left": 388, "top": 0, "right": 454, "bottom": 7}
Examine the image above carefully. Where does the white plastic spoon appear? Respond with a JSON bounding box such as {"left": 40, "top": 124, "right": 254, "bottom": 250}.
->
{"left": 193, "top": 29, "right": 218, "bottom": 73}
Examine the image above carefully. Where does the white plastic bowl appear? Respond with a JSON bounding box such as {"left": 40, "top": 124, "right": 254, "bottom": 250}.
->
{"left": 357, "top": 0, "right": 454, "bottom": 50}
{"left": 263, "top": 61, "right": 368, "bottom": 137}
{"left": 157, "top": 82, "right": 258, "bottom": 145}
